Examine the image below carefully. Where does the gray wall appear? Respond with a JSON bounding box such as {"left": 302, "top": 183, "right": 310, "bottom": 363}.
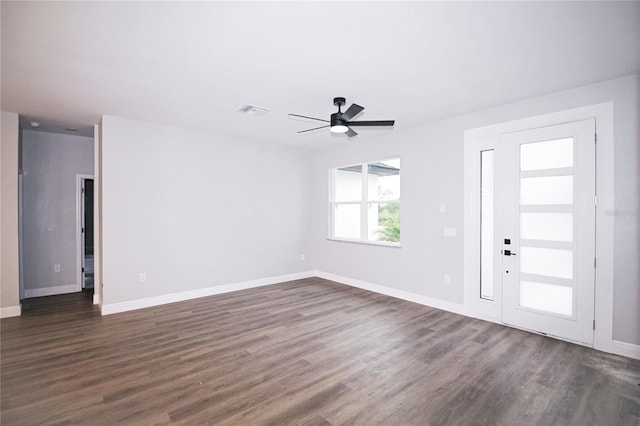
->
{"left": 310, "top": 74, "right": 640, "bottom": 346}
{"left": 1, "top": 111, "right": 20, "bottom": 312}
{"left": 21, "top": 129, "right": 94, "bottom": 296}
{"left": 100, "top": 116, "right": 311, "bottom": 305}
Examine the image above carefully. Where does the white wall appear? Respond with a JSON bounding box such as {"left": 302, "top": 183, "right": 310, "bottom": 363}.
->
{"left": 310, "top": 74, "right": 640, "bottom": 346}
{"left": 612, "top": 76, "right": 640, "bottom": 345}
{"left": 1, "top": 111, "right": 20, "bottom": 316}
{"left": 21, "top": 130, "right": 94, "bottom": 296}
{"left": 94, "top": 123, "right": 103, "bottom": 306}
{"left": 100, "top": 116, "right": 311, "bottom": 306}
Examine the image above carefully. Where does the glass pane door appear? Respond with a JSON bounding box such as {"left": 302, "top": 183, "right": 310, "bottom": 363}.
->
{"left": 518, "top": 137, "right": 575, "bottom": 316}
{"left": 501, "top": 119, "right": 596, "bottom": 345}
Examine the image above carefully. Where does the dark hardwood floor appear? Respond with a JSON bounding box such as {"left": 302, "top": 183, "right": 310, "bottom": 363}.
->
{"left": 1, "top": 278, "right": 639, "bottom": 425}
{"left": 19, "top": 289, "right": 95, "bottom": 316}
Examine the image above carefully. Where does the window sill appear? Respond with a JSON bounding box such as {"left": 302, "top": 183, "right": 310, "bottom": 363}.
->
{"left": 327, "top": 238, "right": 402, "bottom": 248}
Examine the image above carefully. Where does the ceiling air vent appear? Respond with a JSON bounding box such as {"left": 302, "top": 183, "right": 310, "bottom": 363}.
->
{"left": 237, "top": 105, "right": 269, "bottom": 116}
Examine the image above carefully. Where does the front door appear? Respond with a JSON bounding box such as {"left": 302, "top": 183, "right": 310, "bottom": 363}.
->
{"left": 500, "top": 119, "right": 596, "bottom": 345}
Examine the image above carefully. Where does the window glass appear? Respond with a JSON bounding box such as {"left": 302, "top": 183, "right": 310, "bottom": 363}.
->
{"left": 335, "top": 165, "right": 362, "bottom": 202}
{"left": 520, "top": 247, "right": 573, "bottom": 279}
{"left": 480, "top": 150, "right": 494, "bottom": 300}
{"left": 520, "top": 281, "right": 573, "bottom": 316}
{"left": 368, "top": 158, "right": 400, "bottom": 201}
{"left": 521, "top": 212, "right": 572, "bottom": 242}
{"left": 521, "top": 176, "right": 573, "bottom": 205}
{"left": 331, "top": 159, "right": 400, "bottom": 245}
{"left": 333, "top": 204, "right": 361, "bottom": 239}
{"left": 520, "top": 138, "right": 573, "bottom": 171}
{"left": 368, "top": 203, "right": 400, "bottom": 242}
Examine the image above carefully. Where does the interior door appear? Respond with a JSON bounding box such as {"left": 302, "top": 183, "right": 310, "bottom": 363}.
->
{"left": 501, "top": 119, "right": 596, "bottom": 345}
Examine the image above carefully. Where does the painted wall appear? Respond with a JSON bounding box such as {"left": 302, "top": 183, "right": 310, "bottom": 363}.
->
{"left": 100, "top": 116, "right": 311, "bottom": 306}
{"left": 21, "top": 129, "right": 94, "bottom": 296}
{"left": 310, "top": 74, "right": 640, "bottom": 346}
{"left": 1, "top": 111, "right": 20, "bottom": 314}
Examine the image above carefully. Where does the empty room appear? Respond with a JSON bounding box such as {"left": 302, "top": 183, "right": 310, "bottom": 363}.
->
{"left": 1, "top": 1, "right": 639, "bottom": 425}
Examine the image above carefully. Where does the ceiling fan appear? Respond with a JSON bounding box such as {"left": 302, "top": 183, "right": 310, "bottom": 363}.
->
{"left": 289, "top": 97, "right": 395, "bottom": 137}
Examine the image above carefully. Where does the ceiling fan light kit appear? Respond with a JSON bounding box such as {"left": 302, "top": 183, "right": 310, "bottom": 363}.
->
{"left": 289, "top": 97, "right": 395, "bottom": 138}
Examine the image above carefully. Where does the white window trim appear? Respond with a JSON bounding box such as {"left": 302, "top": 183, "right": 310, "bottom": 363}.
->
{"left": 329, "top": 159, "right": 401, "bottom": 247}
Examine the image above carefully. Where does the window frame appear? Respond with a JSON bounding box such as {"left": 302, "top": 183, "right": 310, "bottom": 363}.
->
{"left": 329, "top": 158, "right": 401, "bottom": 247}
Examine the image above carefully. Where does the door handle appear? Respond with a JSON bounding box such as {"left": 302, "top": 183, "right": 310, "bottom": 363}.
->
{"left": 504, "top": 250, "right": 517, "bottom": 256}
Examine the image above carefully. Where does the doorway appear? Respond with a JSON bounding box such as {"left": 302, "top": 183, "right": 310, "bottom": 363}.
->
{"left": 465, "top": 116, "right": 598, "bottom": 346}
{"left": 78, "top": 176, "right": 94, "bottom": 291}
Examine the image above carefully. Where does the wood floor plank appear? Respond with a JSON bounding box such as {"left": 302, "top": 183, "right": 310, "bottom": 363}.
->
{"left": 2, "top": 278, "right": 639, "bottom": 425}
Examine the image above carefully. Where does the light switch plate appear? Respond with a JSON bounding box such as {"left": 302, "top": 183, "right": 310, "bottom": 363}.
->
{"left": 444, "top": 227, "right": 457, "bottom": 237}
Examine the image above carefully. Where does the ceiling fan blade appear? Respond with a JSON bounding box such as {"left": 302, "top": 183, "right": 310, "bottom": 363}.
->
{"left": 345, "top": 127, "right": 358, "bottom": 137}
{"left": 298, "top": 125, "right": 330, "bottom": 134}
{"left": 346, "top": 120, "right": 395, "bottom": 127}
{"left": 341, "top": 103, "right": 364, "bottom": 121}
{"left": 288, "top": 113, "right": 330, "bottom": 123}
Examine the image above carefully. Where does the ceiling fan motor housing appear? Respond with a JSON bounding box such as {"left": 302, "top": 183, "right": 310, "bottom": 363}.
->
{"left": 330, "top": 112, "right": 347, "bottom": 127}
{"left": 332, "top": 97, "right": 347, "bottom": 126}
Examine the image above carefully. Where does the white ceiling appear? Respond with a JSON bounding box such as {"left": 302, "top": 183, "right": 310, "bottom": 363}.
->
{"left": 2, "top": 1, "right": 639, "bottom": 149}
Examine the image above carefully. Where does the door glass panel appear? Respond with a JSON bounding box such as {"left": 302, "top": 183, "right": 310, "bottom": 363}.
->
{"left": 520, "top": 281, "right": 573, "bottom": 316}
{"left": 333, "top": 204, "right": 360, "bottom": 239}
{"left": 521, "top": 212, "right": 573, "bottom": 242}
{"left": 335, "top": 166, "right": 362, "bottom": 202}
{"left": 520, "top": 138, "right": 573, "bottom": 171}
{"left": 520, "top": 246, "right": 573, "bottom": 279}
{"left": 480, "top": 150, "right": 494, "bottom": 300}
{"left": 520, "top": 176, "right": 573, "bottom": 205}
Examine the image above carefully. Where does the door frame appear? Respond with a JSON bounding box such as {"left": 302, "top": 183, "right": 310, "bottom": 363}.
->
{"left": 76, "top": 174, "right": 94, "bottom": 293}
{"left": 463, "top": 102, "right": 614, "bottom": 353}
{"left": 18, "top": 173, "right": 25, "bottom": 300}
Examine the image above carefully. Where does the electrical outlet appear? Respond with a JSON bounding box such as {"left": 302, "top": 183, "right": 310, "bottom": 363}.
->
{"left": 444, "top": 275, "right": 451, "bottom": 285}
{"left": 300, "top": 254, "right": 305, "bottom": 261}
{"left": 54, "top": 264, "right": 61, "bottom": 273}
{"left": 139, "top": 273, "right": 147, "bottom": 282}
{"left": 439, "top": 203, "right": 447, "bottom": 213}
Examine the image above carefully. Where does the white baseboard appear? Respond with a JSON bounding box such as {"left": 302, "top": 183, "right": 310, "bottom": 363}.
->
{"left": 609, "top": 340, "right": 640, "bottom": 360}
{"left": 24, "top": 284, "right": 79, "bottom": 299}
{"left": 314, "top": 270, "right": 640, "bottom": 361}
{"left": 101, "top": 271, "right": 315, "bottom": 315}
{"left": 93, "top": 292, "right": 100, "bottom": 305}
{"left": 97, "top": 268, "right": 640, "bottom": 361}
{"left": 314, "top": 270, "right": 468, "bottom": 317}
{"left": 0, "top": 305, "right": 21, "bottom": 318}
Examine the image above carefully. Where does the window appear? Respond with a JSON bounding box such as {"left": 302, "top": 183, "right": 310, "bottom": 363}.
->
{"left": 330, "top": 158, "right": 400, "bottom": 245}
{"left": 480, "top": 150, "right": 494, "bottom": 300}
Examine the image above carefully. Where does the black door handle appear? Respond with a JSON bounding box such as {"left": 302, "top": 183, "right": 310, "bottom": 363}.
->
{"left": 504, "top": 250, "right": 517, "bottom": 256}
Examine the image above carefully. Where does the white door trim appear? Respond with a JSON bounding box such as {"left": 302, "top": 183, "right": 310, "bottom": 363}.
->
{"left": 464, "top": 102, "right": 615, "bottom": 354}
{"left": 18, "top": 174, "right": 25, "bottom": 300}
{"left": 76, "top": 174, "right": 94, "bottom": 293}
